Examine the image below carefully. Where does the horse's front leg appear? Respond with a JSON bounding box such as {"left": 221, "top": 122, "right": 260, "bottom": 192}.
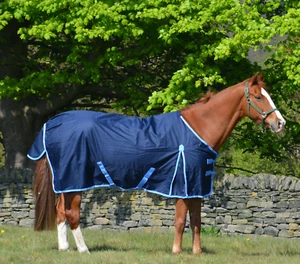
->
{"left": 56, "top": 193, "right": 69, "bottom": 251}
{"left": 64, "top": 192, "right": 90, "bottom": 253}
{"left": 172, "top": 199, "right": 188, "bottom": 254}
{"left": 189, "top": 198, "right": 202, "bottom": 254}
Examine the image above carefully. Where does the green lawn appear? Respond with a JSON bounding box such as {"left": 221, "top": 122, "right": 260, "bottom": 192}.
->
{"left": 0, "top": 225, "right": 299, "bottom": 264}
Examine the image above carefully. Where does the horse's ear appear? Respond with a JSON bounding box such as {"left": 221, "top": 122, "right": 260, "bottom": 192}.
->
{"left": 250, "top": 72, "right": 263, "bottom": 85}
{"left": 256, "top": 72, "right": 264, "bottom": 83}
{"left": 258, "top": 72, "right": 264, "bottom": 81}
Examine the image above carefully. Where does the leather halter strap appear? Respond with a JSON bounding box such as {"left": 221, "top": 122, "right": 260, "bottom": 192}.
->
{"left": 244, "top": 81, "right": 278, "bottom": 131}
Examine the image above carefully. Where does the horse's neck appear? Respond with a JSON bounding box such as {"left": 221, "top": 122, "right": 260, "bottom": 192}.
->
{"left": 181, "top": 83, "right": 246, "bottom": 151}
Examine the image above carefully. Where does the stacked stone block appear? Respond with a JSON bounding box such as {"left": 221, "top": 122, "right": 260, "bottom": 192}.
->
{"left": 0, "top": 168, "right": 300, "bottom": 238}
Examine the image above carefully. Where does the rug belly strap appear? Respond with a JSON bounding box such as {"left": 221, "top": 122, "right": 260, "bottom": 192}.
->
{"left": 97, "top": 161, "right": 156, "bottom": 190}
{"left": 137, "top": 167, "right": 155, "bottom": 189}
{"left": 97, "top": 162, "right": 114, "bottom": 186}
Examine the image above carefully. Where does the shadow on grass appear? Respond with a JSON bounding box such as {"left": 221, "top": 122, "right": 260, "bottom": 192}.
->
{"left": 89, "top": 245, "right": 128, "bottom": 253}
{"left": 180, "top": 246, "right": 216, "bottom": 255}
{"left": 244, "top": 250, "right": 300, "bottom": 257}
{"left": 87, "top": 244, "right": 216, "bottom": 256}
{"left": 89, "top": 244, "right": 169, "bottom": 254}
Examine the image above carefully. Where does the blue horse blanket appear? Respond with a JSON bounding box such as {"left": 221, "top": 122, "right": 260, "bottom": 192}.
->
{"left": 27, "top": 110, "right": 218, "bottom": 198}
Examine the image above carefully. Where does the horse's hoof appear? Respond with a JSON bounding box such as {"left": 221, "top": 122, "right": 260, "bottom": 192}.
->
{"left": 58, "top": 248, "right": 69, "bottom": 252}
{"left": 193, "top": 249, "right": 203, "bottom": 255}
{"left": 172, "top": 251, "right": 181, "bottom": 255}
{"left": 172, "top": 247, "right": 181, "bottom": 254}
{"left": 78, "top": 248, "right": 90, "bottom": 254}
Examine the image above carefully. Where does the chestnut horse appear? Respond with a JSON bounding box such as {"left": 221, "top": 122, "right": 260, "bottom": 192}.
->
{"left": 29, "top": 73, "right": 285, "bottom": 254}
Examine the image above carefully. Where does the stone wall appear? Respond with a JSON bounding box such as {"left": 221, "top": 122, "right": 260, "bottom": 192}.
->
{"left": 0, "top": 168, "right": 300, "bottom": 238}
{"left": 206, "top": 174, "right": 300, "bottom": 238}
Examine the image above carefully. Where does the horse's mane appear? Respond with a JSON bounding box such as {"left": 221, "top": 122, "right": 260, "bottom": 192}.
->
{"left": 257, "top": 80, "right": 267, "bottom": 90}
{"left": 182, "top": 91, "right": 215, "bottom": 110}
{"left": 198, "top": 92, "right": 216, "bottom": 104}
{"left": 183, "top": 76, "right": 267, "bottom": 109}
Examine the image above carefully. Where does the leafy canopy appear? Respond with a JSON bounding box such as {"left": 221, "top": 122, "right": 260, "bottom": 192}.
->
{"left": 0, "top": 0, "right": 299, "bottom": 174}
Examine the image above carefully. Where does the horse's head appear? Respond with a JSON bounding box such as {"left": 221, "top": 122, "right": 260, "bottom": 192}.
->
{"left": 244, "top": 73, "right": 286, "bottom": 133}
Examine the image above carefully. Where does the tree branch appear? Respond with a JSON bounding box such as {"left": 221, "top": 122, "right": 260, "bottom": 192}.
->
{"left": 70, "top": 103, "right": 112, "bottom": 109}
{"left": 30, "top": 83, "right": 124, "bottom": 117}
{"left": 215, "top": 164, "right": 257, "bottom": 174}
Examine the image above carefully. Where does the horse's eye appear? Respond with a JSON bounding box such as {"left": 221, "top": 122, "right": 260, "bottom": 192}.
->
{"left": 255, "top": 95, "right": 262, "bottom": 100}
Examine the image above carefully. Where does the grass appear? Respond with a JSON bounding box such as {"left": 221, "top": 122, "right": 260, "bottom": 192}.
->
{"left": 0, "top": 225, "right": 299, "bottom": 264}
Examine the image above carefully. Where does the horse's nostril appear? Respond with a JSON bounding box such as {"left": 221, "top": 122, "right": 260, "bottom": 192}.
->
{"left": 278, "top": 119, "right": 286, "bottom": 130}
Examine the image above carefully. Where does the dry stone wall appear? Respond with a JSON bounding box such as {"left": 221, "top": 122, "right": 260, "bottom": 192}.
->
{"left": 0, "top": 168, "right": 300, "bottom": 238}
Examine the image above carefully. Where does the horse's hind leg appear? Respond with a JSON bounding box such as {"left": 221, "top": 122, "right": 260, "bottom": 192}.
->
{"left": 64, "top": 192, "right": 90, "bottom": 253}
{"left": 189, "top": 198, "right": 202, "bottom": 254}
{"left": 56, "top": 194, "right": 69, "bottom": 251}
{"left": 172, "top": 199, "right": 188, "bottom": 254}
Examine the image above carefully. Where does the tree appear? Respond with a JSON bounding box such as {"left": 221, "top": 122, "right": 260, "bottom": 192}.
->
{"left": 0, "top": 0, "right": 299, "bottom": 172}
{"left": 0, "top": 0, "right": 187, "bottom": 167}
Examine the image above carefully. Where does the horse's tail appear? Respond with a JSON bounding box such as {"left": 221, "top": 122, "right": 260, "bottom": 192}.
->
{"left": 33, "top": 155, "right": 56, "bottom": 231}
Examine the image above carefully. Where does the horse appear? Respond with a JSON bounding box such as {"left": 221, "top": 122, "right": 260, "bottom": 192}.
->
{"left": 28, "top": 73, "right": 285, "bottom": 254}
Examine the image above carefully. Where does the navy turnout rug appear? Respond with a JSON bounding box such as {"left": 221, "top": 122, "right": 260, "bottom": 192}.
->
{"left": 27, "top": 110, "right": 219, "bottom": 198}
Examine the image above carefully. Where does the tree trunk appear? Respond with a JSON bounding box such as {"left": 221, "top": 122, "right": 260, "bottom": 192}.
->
{"left": 0, "top": 19, "right": 35, "bottom": 168}
{"left": 0, "top": 98, "right": 46, "bottom": 168}
{"left": 0, "top": 18, "right": 121, "bottom": 168}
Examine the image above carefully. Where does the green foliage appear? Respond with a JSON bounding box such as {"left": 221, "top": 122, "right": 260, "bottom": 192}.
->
{"left": 201, "top": 226, "right": 221, "bottom": 236}
{"left": 0, "top": 0, "right": 299, "bottom": 173}
{"left": 218, "top": 144, "right": 300, "bottom": 177}
{"left": 0, "top": 0, "right": 263, "bottom": 106}
{"left": 147, "top": 0, "right": 278, "bottom": 112}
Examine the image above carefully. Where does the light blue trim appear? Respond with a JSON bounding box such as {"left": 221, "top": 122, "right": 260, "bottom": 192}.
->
{"left": 181, "top": 148, "right": 188, "bottom": 196}
{"left": 38, "top": 124, "right": 58, "bottom": 194}
{"left": 53, "top": 184, "right": 111, "bottom": 194}
{"left": 27, "top": 150, "right": 46, "bottom": 161}
{"left": 43, "top": 123, "right": 46, "bottom": 149}
{"left": 53, "top": 183, "right": 212, "bottom": 198}
{"left": 168, "top": 145, "right": 182, "bottom": 196}
{"left": 96, "top": 162, "right": 156, "bottom": 191}
{"left": 207, "top": 158, "right": 216, "bottom": 165}
{"left": 179, "top": 144, "right": 184, "bottom": 152}
{"left": 137, "top": 167, "right": 155, "bottom": 188}
{"left": 97, "top": 161, "right": 115, "bottom": 186}
{"left": 27, "top": 123, "right": 47, "bottom": 160}
{"left": 180, "top": 116, "right": 219, "bottom": 157}
{"left": 31, "top": 123, "right": 60, "bottom": 194}
{"left": 205, "top": 170, "right": 216, "bottom": 177}
{"left": 140, "top": 187, "right": 211, "bottom": 199}
{"left": 169, "top": 144, "right": 188, "bottom": 197}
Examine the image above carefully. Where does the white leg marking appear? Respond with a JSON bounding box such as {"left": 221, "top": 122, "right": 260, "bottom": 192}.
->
{"left": 261, "top": 88, "right": 286, "bottom": 123}
{"left": 57, "top": 222, "right": 69, "bottom": 251}
{"left": 72, "top": 226, "right": 90, "bottom": 253}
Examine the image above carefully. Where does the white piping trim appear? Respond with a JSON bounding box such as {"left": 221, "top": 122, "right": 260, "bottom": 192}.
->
{"left": 180, "top": 116, "right": 219, "bottom": 156}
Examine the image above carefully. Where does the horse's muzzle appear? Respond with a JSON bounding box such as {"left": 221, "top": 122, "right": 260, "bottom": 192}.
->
{"left": 271, "top": 119, "right": 286, "bottom": 133}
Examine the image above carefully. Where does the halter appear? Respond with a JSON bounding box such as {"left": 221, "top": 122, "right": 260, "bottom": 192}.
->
{"left": 244, "top": 81, "right": 278, "bottom": 132}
